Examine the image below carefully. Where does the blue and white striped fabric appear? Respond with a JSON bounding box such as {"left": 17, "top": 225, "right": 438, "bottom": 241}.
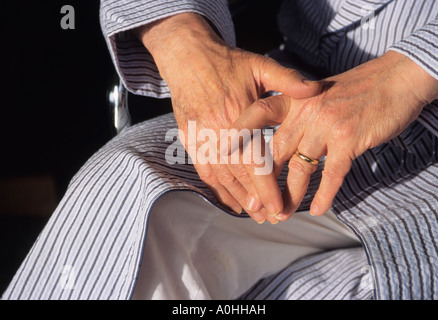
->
{"left": 100, "top": 0, "right": 236, "bottom": 98}
{"left": 2, "top": 0, "right": 438, "bottom": 300}
{"left": 239, "top": 247, "right": 372, "bottom": 300}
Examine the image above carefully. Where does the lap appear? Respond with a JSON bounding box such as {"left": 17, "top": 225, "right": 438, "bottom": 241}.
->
{"left": 132, "top": 191, "right": 360, "bottom": 299}
{"left": 2, "top": 113, "right": 367, "bottom": 300}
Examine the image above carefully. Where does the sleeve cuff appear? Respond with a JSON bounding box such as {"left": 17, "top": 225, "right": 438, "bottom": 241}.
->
{"left": 100, "top": 0, "right": 236, "bottom": 98}
{"left": 388, "top": 18, "right": 438, "bottom": 81}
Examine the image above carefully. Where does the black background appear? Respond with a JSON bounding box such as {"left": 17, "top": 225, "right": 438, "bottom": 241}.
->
{"left": 0, "top": 0, "right": 283, "bottom": 295}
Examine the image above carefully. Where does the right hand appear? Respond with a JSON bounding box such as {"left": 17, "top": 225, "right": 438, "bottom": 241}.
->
{"left": 136, "top": 13, "right": 322, "bottom": 223}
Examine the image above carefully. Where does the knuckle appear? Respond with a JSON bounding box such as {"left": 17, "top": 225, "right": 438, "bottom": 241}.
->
{"left": 216, "top": 171, "right": 239, "bottom": 187}
{"left": 322, "top": 167, "right": 338, "bottom": 180}
{"left": 242, "top": 149, "right": 271, "bottom": 171}
{"left": 254, "top": 99, "right": 274, "bottom": 115}
{"left": 322, "top": 167, "right": 345, "bottom": 186}
{"left": 272, "top": 133, "right": 290, "bottom": 161}
{"left": 222, "top": 97, "right": 241, "bottom": 123}
{"left": 245, "top": 161, "right": 265, "bottom": 173}
{"left": 333, "top": 123, "right": 354, "bottom": 141}
{"left": 288, "top": 158, "right": 314, "bottom": 176}
{"left": 229, "top": 164, "right": 251, "bottom": 182}
{"left": 246, "top": 151, "right": 266, "bottom": 168}
{"left": 288, "top": 159, "right": 308, "bottom": 176}
{"left": 197, "top": 168, "right": 218, "bottom": 186}
{"left": 272, "top": 143, "right": 282, "bottom": 162}
{"left": 258, "top": 55, "right": 276, "bottom": 69}
{"left": 286, "top": 68, "right": 301, "bottom": 79}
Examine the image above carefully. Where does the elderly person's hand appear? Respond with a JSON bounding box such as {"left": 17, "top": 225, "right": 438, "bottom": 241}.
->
{"left": 136, "top": 13, "right": 322, "bottom": 217}
{"left": 223, "top": 51, "right": 438, "bottom": 223}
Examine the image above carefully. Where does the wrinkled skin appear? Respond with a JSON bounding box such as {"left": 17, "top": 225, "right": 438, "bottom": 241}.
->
{"left": 137, "top": 13, "right": 322, "bottom": 223}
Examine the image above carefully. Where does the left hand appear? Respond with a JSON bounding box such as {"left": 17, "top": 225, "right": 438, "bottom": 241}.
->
{"left": 222, "top": 51, "right": 438, "bottom": 222}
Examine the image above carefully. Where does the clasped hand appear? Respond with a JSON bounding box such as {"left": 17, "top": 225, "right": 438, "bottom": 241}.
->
{"left": 138, "top": 13, "right": 437, "bottom": 224}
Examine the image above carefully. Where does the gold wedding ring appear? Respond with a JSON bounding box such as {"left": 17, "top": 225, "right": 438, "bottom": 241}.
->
{"left": 295, "top": 151, "right": 320, "bottom": 166}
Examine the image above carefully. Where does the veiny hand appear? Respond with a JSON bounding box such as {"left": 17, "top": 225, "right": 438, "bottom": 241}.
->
{"left": 223, "top": 50, "right": 438, "bottom": 222}
{"left": 136, "top": 13, "right": 322, "bottom": 220}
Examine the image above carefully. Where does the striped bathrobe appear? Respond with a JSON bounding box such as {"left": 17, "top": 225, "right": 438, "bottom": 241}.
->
{"left": 3, "top": 0, "right": 438, "bottom": 300}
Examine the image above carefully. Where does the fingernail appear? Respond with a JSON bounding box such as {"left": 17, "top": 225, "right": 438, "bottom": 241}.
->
{"left": 253, "top": 212, "right": 265, "bottom": 224}
{"left": 246, "top": 194, "right": 261, "bottom": 212}
{"left": 232, "top": 206, "right": 243, "bottom": 214}
{"left": 276, "top": 212, "right": 287, "bottom": 220}
{"left": 310, "top": 203, "right": 320, "bottom": 216}
{"left": 267, "top": 203, "right": 281, "bottom": 217}
{"left": 302, "top": 79, "right": 319, "bottom": 85}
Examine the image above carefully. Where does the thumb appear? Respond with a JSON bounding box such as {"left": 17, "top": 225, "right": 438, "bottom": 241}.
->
{"left": 256, "top": 57, "right": 322, "bottom": 99}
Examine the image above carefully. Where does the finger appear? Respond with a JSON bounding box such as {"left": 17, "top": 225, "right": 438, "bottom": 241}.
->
{"left": 226, "top": 133, "right": 276, "bottom": 217}
{"left": 210, "top": 163, "right": 250, "bottom": 213}
{"left": 271, "top": 121, "right": 303, "bottom": 184}
{"left": 277, "top": 156, "right": 317, "bottom": 221}
{"left": 226, "top": 162, "right": 253, "bottom": 193}
{"left": 277, "top": 144, "right": 322, "bottom": 220}
{"left": 246, "top": 206, "right": 267, "bottom": 224}
{"left": 256, "top": 57, "right": 323, "bottom": 99}
{"left": 222, "top": 109, "right": 284, "bottom": 217}
{"left": 250, "top": 206, "right": 283, "bottom": 225}
{"left": 220, "top": 159, "right": 267, "bottom": 224}
{"left": 213, "top": 142, "right": 263, "bottom": 214}
{"left": 310, "top": 151, "right": 352, "bottom": 216}
{"left": 193, "top": 125, "right": 248, "bottom": 214}
{"left": 242, "top": 130, "right": 283, "bottom": 217}
{"left": 216, "top": 95, "right": 294, "bottom": 219}
{"left": 218, "top": 95, "right": 291, "bottom": 156}
{"left": 226, "top": 162, "right": 264, "bottom": 214}
{"left": 194, "top": 162, "right": 243, "bottom": 214}
{"left": 250, "top": 207, "right": 281, "bottom": 225}
{"left": 270, "top": 96, "right": 314, "bottom": 168}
